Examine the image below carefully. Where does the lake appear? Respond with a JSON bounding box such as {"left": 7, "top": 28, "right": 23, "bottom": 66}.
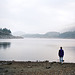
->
{"left": 0, "top": 38, "right": 75, "bottom": 63}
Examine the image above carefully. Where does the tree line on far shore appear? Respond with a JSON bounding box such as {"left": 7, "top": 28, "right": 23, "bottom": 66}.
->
{"left": 0, "top": 28, "right": 11, "bottom": 35}
{"left": 0, "top": 28, "right": 75, "bottom": 39}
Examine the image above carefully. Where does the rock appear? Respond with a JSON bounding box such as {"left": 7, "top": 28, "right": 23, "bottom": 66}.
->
{"left": 46, "top": 67, "right": 51, "bottom": 69}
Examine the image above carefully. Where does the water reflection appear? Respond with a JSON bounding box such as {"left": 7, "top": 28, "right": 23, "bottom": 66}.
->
{"left": 65, "top": 46, "right": 75, "bottom": 51}
{"left": 0, "top": 42, "right": 11, "bottom": 49}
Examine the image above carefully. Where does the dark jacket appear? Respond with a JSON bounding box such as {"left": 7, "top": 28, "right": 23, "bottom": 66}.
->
{"left": 58, "top": 49, "right": 64, "bottom": 57}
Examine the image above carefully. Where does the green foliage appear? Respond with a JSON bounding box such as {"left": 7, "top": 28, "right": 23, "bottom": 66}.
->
{"left": 0, "top": 28, "right": 11, "bottom": 35}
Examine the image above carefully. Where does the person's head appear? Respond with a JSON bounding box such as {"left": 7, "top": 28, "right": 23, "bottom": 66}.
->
{"left": 60, "top": 47, "right": 62, "bottom": 50}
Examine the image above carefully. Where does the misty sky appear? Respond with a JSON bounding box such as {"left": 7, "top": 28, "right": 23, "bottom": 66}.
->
{"left": 0, "top": 0, "right": 75, "bottom": 34}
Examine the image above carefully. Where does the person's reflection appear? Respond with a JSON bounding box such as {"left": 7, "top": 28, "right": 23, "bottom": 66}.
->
{"left": 0, "top": 42, "right": 11, "bottom": 49}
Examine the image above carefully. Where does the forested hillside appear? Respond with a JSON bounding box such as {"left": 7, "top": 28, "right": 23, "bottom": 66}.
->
{"left": 0, "top": 28, "right": 11, "bottom": 35}
{"left": 0, "top": 28, "right": 23, "bottom": 39}
{"left": 59, "top": 31, "right": 75, "bottom": 38}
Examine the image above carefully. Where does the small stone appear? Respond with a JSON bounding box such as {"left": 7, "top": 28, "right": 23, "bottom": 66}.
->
{"left": 46, "top": 66, "right": 51, "bottom": 69}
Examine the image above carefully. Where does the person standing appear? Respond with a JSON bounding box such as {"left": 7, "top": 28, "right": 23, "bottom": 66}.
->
{"left": 58, "top": 47, "right": 64, "bottom": 63}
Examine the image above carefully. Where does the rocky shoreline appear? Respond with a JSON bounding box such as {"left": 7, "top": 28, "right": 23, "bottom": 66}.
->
{"left": 0, "top": 61, "right": 75, "bottom": 75}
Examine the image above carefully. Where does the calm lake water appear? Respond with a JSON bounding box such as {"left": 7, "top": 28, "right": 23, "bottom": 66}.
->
{"left": 0, "top": 38, "right": 75, "bottom": 63}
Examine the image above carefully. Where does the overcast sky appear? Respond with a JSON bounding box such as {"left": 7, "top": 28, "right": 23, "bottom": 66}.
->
{"left": 0, "top": 0, "right": 75, "bottom": 34}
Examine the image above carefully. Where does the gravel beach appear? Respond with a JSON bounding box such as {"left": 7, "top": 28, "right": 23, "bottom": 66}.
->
{"left": 0, "top": 61, "right": 75, "bottom": 75}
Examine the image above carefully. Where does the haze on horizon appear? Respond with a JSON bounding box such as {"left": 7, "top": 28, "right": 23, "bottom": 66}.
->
{"left": 0, "top": 0, "right": 75, "bottom": 34}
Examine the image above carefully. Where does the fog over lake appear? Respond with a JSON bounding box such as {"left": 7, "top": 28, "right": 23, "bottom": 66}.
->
{"left": 0, "top": 38, "right": 75, "bottom": 63}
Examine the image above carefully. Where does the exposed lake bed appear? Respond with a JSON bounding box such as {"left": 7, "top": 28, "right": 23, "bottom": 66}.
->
{"left": 0, "top": 61, "right": 75, "bottom": 75}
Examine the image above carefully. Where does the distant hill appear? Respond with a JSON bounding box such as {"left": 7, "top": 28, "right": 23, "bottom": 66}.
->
{"left": 1, "top": 28, "right": 75, "bottom": 39}
{"left": 12, "top": 31, "right": 25, "bottom": 36}
{"left": 44, "top": 32, "right": 60, "bottom": 38}
{"left": 59, "top": 31, "right": 75, "bottom": 38}
{"left": 23, "top": 32, "right": 60, "bottom": 38}
{"left": 23, "top": 31, "right": 75, "bottom": 39}
{"left": 23, "top": 34, "right": 43, "bottom": 38}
